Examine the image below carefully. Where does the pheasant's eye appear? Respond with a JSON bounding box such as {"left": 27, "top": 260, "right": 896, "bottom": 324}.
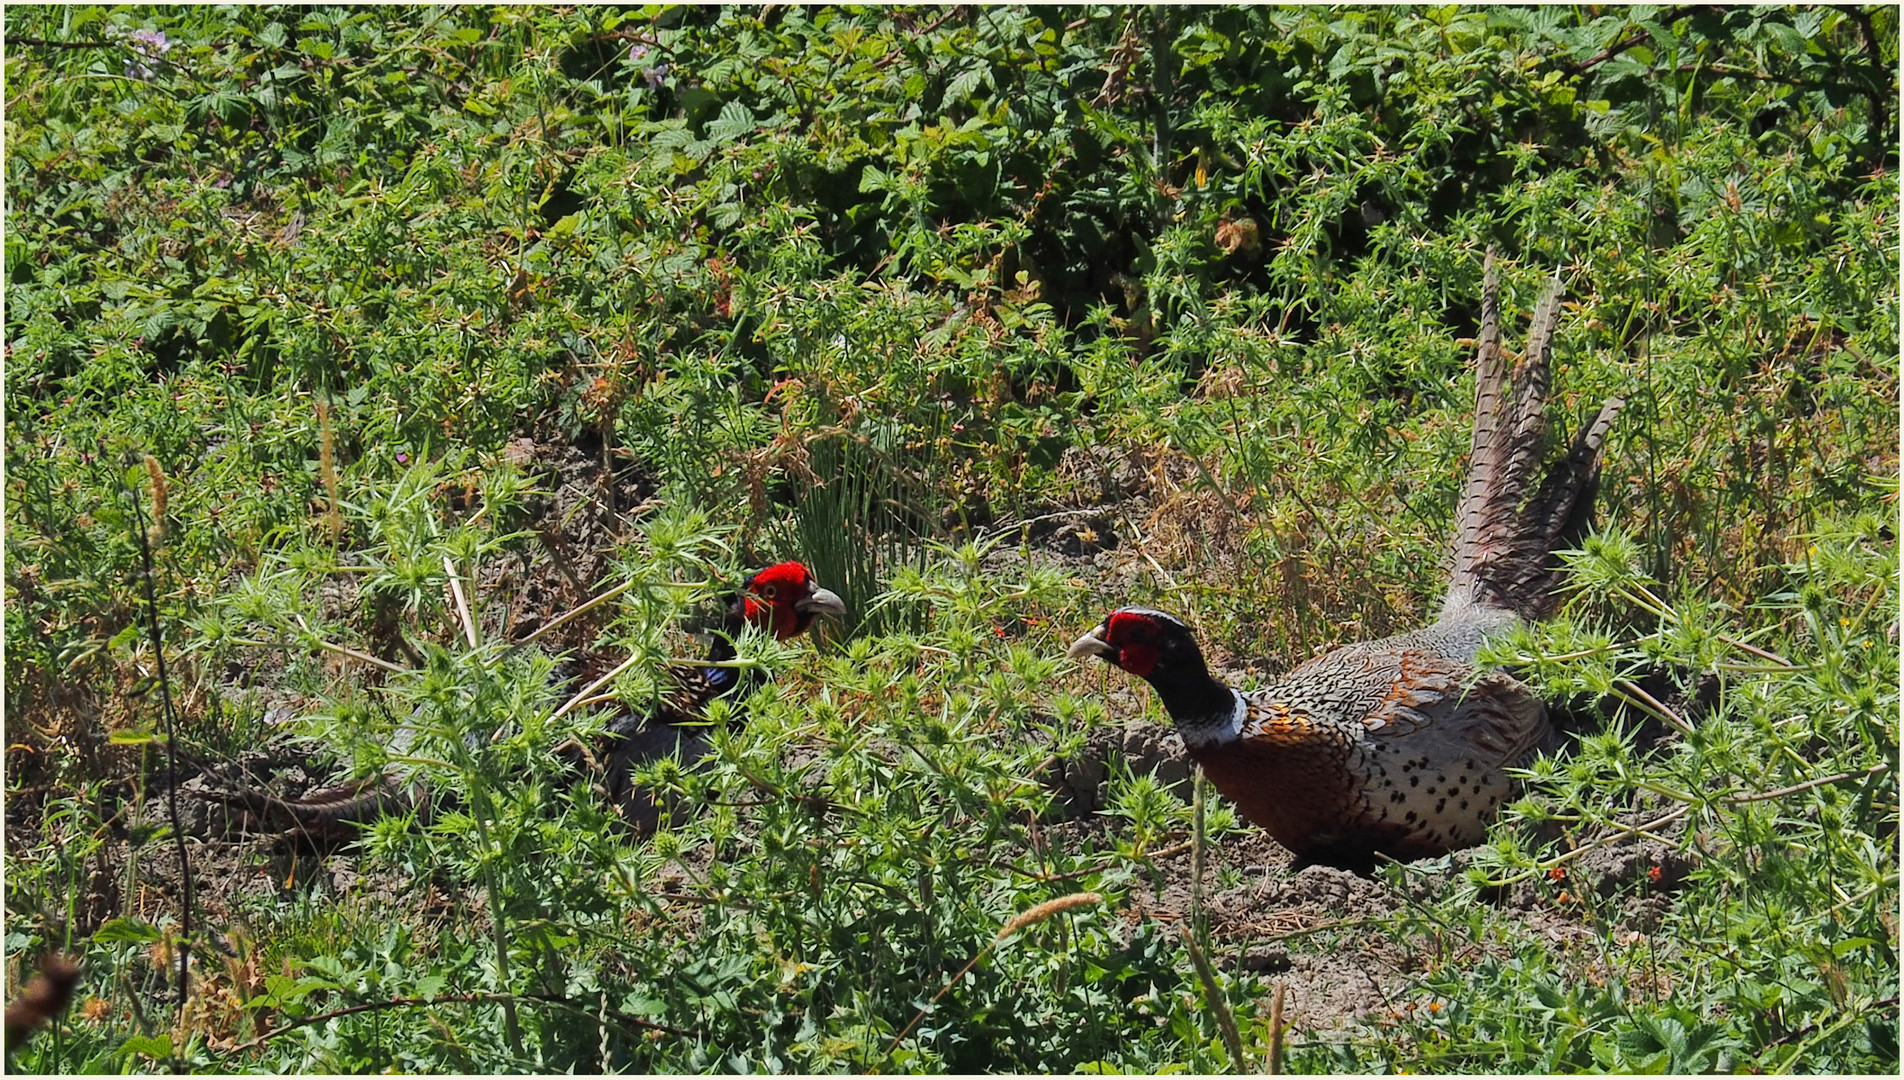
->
{"left": 759, "top": 585, "right": 778, "bottom": 601}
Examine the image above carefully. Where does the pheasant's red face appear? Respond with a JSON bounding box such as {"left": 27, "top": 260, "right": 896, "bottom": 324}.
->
{"left": 742, "top": 561, "right": 847, "bottom": 640}
{"left": 1067, "top": 608, "right": 1186, "bottom": 678}
{"left": 1103, "top": 611, "right": 1165, "bottom": 676}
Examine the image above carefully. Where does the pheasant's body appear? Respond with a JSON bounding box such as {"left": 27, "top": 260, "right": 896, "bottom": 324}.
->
{"left": 1072, "top": 254, "right": 1621, "bottom": 866}
{"left": 597, "top": 562, "right": 843, "bottom": 832}
{"left": 1185, "top": 627, "right": 1549, "bottom": 861}
{"left": 597, "top": 646, "right": 747, "bottom": 827}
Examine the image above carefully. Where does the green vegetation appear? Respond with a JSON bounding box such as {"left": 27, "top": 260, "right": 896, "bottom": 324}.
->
{"left": 5, "top": 5, "right": 1896, "bottom": 1073}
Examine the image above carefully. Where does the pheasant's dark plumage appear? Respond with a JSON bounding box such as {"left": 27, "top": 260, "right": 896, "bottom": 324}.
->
{"left": 598, "top": 560, "right": 843, "bottom": 832}
{"left": 1071, "top": 254, "right": 1622, "bottom": 867}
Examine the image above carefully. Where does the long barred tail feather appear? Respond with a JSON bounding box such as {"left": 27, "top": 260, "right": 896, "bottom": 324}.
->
{"left": 1444, "top": 250, "right": 1621, "bottom": 624}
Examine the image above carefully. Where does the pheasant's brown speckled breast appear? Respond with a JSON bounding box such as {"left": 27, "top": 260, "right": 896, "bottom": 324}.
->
{"left": 1192, "top": 644, "right": 1551, "bottom": 860}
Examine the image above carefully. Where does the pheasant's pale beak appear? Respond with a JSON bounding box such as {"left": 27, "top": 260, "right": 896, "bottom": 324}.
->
{"left": 1067, "top": 625, "right": 1116, "bottom": 662}
{"left": 796, "top": 586, "right": 847, "bottom": 620}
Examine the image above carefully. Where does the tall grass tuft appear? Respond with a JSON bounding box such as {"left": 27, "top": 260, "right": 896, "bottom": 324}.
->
{"left": 779, "top": 396, "right": 939, "bottom": 638}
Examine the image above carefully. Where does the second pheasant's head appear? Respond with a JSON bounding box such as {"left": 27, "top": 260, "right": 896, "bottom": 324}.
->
{"left": 1068, "top": 608, "right": 1240, "bottom": 743}
{"left": 1066, "top": 608, "right": 1207, "bottom": 679}
{"left": 739, "top": 561, "right": 847, "bottom": 641}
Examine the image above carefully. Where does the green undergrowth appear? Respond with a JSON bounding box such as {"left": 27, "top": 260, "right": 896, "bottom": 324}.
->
{"left": 5, "top": 4, "right": 1897, "bottom": 1073}
{"left": 1351, "top": 517, "right": 1899, "bottom": 1072}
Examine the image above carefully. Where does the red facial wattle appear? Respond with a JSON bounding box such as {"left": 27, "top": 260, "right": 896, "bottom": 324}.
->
{"left": 743, "top": 561, "right": 816, "bottom": 641}
{"left": 768, "top": 594, "right": 798, "bottom": 639}
{"left": 1114, "top": 640, "right": 1160, "bottom": 677}
{"left": 1103, "top": 611, "right": 1164, "bottom": 677}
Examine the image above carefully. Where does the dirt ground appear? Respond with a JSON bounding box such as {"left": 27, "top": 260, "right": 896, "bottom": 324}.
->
{"left": 6, "top": 428, "right": 1694, "bottom": 1040}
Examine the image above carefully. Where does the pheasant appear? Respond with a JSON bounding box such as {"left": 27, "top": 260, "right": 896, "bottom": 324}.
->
{"left": 1069, "top": 255, "right": 1622, "bottom": 868}
{"left": 594, "top": 559, "right": 844, "bottom": 832}
{"left": 194, "top": 562, "right": 842, "bottom": 840}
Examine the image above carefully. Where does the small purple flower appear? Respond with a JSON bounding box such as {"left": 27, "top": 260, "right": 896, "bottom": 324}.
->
{"left": 124, "top": 27, "right": 171, "bottom": 81}
{"left": 628, "top": 41, "right": 667, "bottom": 90}
{"left": 395, "top": 451, "right": 410, "bottom": 466}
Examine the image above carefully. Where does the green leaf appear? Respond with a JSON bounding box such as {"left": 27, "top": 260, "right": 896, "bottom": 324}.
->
{"left": 707, "top": 100, "right": 757, "bottom": 146}
{"left": 121, "top": 1033, "right": 174, "bottom": 1060}
{"left": 93, "top": 917, "right": 163, "bottom": 945}
{"left": 944, "top": 64, "right": 987, "bottom": 103}
{"left": 1832, "top": 936, "right": 1880, "bottom": 958}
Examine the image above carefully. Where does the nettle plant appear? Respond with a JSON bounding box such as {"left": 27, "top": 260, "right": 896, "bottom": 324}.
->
{"left": 1339, "top": 518, "right": 1899, "bottom": 1073}
{"left": 170, "top": 466, "right": 1269, "bottom": 1072}
{"left": 590, "top": 538, "right": 1268, "bottom": 1074}
{"left": 173, "top": 461, "right": 775, "bottom": 1065}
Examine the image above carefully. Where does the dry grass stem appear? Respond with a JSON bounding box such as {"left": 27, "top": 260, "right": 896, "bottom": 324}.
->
{"left": 143, "top": 454, "right": 168, "bottom": 542}
{"left": 315, "top": 395, "right": 343, "bottom": 542}
{"left": 997, "top": 891, "right": 1103, "bottom": 940}
{"left": 1268, "top": 981, "right": 1287, "bottom": 1075}
{"left": 550, "top": 652, "right": 643, "bottom": 722}
{"left": 444, "top": 556, "right": 479, "bottom": 650}
{"left": 1612, "top": 678, "right": 1693, "bottom": 734}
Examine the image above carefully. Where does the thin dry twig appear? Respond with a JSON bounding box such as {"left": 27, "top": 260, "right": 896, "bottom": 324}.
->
{"left": 1612, "top": 678, "right": 1693, "bottom": 734}
{"left": 308, "top": 638, "right": 409, "bottom": 675}
{"left": 443, "top": 555, "right": 479, "bottom": 650}
{"left": 1558, "top": 6, "right": 1701, "bottom": 75}
{"left": 511, "top": 575, "right": 648, "bottom": 650}
{"left": 267, "top": 616, "right": 411, "bottom": 674}
{"left": 549, "top": 652, "right": 642, "bottom": 722}
{"left": 1267, "top": 981, "right": 1287, "bottom": 1075}
{"left": 1719, "top": 634, "right": 1794, "bottom": 667}
{"left": 1724, "top": 762, "right": 1890, "bottom": 804}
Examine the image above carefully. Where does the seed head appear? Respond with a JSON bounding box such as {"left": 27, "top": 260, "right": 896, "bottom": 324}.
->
{"left": 996, "top": 891, "right": 1102, "bottom": 941}
{"left": 143, "top": 454, "right": 168, "bottom": 540}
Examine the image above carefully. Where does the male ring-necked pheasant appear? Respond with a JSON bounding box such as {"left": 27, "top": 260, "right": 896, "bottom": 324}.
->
{"left": 1069, "top": 256, "right": 1622, "bottom": 867}
{"left": 196, "top": 561, "right": 842, "bottom": 839}
{"left": 596, "top": 560, "right": 844, "bottom": 831}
